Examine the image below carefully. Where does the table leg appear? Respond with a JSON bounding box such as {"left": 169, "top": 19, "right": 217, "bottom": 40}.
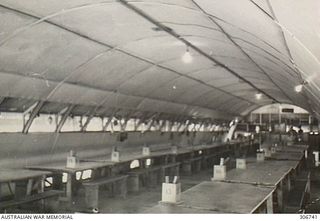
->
{"left": 26, "top": 178, "right": 33, "bottom": 196}
{"left": 277, "top": 181, "right": 283, "bottom": 212}
{"left": 66, "top": 173, "right": 74, "bottom": 202}
{"left": 267, "top": 195, "right": 274, "bottom": 214}
{"left": 287, "top": 175, "right": 291, "bottom": 192}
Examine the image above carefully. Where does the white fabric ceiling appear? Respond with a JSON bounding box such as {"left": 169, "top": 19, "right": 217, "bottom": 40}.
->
{"left": 0, "top": 0, "right": 319, "bottom": 122}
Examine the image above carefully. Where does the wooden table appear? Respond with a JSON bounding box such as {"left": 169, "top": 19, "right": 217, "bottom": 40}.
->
{"left": 26, "top": 161, "right": 114, "bottom": 202}
{"left": 180, "top": 181, "right": 274, "bottom": 213}
{"left": 222, "top": 157, "right": 303, "bottom": 212}
{"left": 127, "top": 166, "right": 163, "bottom": 192}
{"left": 0, "top": 168, "right": 55, "bottom": 210}
{"left": 181, "top": 156, "right": 202, "bottom": 175}
{"left": 0, "top": 169, "right": 51, "bottom": 183}
{"left": 83, "top": 149, "right": 176, "bottom": 165}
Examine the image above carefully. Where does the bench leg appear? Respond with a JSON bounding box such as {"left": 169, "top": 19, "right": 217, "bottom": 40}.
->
{"left": 128, "top": 175, "right": 139, "bottom": 193}
{"left": 15, "top": 180, "right": 29, "bottom": 200}
{"left": 85, "top": 186, "right": 99, "bottom": 209}
{"left": 195, "top": 160, "right": 201, "bottom": 172}
{"left": 182, "top": 162, "right": 192, "bottom": 176}
{"left": 52, "top": 174, "right": 63, "bottom": 190}
{"left": 120, "top": 179, "right": 127, "bottom": 199}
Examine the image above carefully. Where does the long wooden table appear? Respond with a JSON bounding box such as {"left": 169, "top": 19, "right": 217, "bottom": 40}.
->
{"left": 221, "top": 152, "right": 305, "bottom": 212}
{"left": 0, "top": 168, "right": 55, "bottom": 210}
{"left": 25, "top": 161, "right": 114, "bottom": 202}
{"left": 224, "top": 159, "right": 300, "bottom": 186}
{"left": 148, "top": 181, "right": 274, "bottom": 213}
{"left": 0, "top": 169, "right": 51, "bottom": 183}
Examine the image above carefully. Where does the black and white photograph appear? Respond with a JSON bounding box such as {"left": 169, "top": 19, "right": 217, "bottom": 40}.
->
{"left": 0, "top": 0, "right": 319, "bottom": 218}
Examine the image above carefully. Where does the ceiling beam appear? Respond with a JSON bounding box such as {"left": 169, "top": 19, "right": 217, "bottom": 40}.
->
{"left": 22, "top": 101, "right": 45, "bottom": 134}
{"left": 0, "top": 96, "right": 5, "bottom": 106}
{"left": 55, "top": 105, "right": 75, "bottom": 133}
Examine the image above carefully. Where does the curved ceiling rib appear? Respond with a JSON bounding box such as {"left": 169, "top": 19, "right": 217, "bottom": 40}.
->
{"left": 0, "top": 0, "right": 319, "bottom": 121}
{"left": 123, "top": 0, "right": 303, "bottom": 107}
{"left": 248, "top": 0, "right": 314, "bottom": 112}
{"left": 118, "top": 0, "right": 279, "bottom": 103}
{"left": 187, "top": 0, "right": 298, "bottom": 107}
{"left": 250, "top": 0, "right": 302, "bottom": 79}
{"left": 127, "top": 1, "right": 297, "bottom": 71}
{"left": 128, "top": 2, "right": 300, "bottom": 80}
{"left": 0, "top": 3, "right": 262, "bottom": 112}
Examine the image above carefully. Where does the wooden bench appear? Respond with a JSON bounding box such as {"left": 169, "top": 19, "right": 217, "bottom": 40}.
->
{"left": 285, "top": 171, "right": 311, "bottom": 213}
{"left": 181, "top": 156, "right": 203, "bottom": 175}
{"left": 127, "top": 166, "right": 162, "bottom": 192}
{"left": 0, "top": 190, "right": 62, "bottom": 210}
{"left": 82, "top": 175, "right": 128, "bottom": 209}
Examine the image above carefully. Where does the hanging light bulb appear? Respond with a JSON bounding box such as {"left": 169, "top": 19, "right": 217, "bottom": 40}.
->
{"left": 255, "top": 93, "right": 262, "bottom": 100}
{"left": 294, "top": 84, "right": 303, "bottom": 93}
{"left": 294, "top": 80, "right": 308, "bottom": 93}
{"left": 182, "top": 46, "right": 192, "bottom": 63}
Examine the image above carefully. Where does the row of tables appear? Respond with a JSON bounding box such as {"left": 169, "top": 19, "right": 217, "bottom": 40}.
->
{"left": 0, "top": 140, "right": 255, "bottom": 211}
{"left": 146, "top": 143, "right": 309, "bottom": 214}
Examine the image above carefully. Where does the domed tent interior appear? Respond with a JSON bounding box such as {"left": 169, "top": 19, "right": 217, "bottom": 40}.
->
{"left": 0, "top": 0, "right": 320, "bottom": 214}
